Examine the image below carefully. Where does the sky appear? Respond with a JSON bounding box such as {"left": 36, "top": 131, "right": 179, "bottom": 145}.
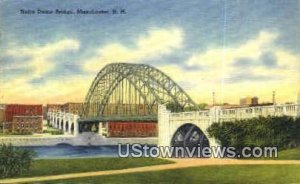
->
{"left": 0, "top": 0, "right": 299, "bottom": 105}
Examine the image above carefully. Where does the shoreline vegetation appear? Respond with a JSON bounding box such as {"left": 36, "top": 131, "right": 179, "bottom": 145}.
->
{"left": 1, "top": 147, "right": 300, "bottom": 179}
{"left": 36, "top": 164, "right": 300, "bottom": 184}
{"left": 2, "top": 157, "right": 173, "bottom": 179}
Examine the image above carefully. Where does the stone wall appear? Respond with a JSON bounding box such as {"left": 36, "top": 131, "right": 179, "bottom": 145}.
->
{"left": 158, "top": 103, "right": 300, "bottom": 148}
{"left": 0, "top": 134, "right": 157, "bottom": 146}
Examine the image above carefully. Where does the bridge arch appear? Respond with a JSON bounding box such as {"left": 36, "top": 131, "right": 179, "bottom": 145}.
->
{"left": 171, "top": 123, "right": 210, "bottom": 148}
{"left": 65, "top": 121, "right": 69, "bottom": 132}
{"left": 81, "top": 63, "right": 198, "bottom": 120}
{"left": 56, "top": 119, "right": 59, "bottom": 129}
{"left": 70, "top": 123, "right": 74, "bottom": 134}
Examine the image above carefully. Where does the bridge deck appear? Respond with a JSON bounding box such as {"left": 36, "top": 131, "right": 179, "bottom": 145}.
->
{"left": 78, "top": 115, "right": 157, "bottom": 123}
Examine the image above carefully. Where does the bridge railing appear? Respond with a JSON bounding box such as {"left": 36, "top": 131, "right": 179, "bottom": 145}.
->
{"left": 46, "top": 111, "right": 80, "bottom": 135}
{"left": 219, "top": 104, "right": 299, "bottom": 120}
{"left": 169, "top": 110, "right": 211, "bottom": 123}
{"left": 169, "top": 103, "right": 300, "bottom": 123}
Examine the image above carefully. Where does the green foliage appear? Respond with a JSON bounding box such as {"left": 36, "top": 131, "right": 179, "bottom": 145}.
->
{"left": 207, "top": 116, "right": 300, "bottom": 152}
{"left": 5, "top": 157, "right": 172, "bottom": 178}
{"left": 10, "top": 131, "right": 33, "bottom": 135}
{"left": 166, "top": 102, "right": 184, "bottom": 112}
{"left": 47, "top": 123, "right": 53, "bottom": 128}
{"left": 168, "top": 102, "right": 207, "bottom": 112}
{"left": 184, "top": 106, "right": 198, "bottom": 111}
{"left": 43, "top": 129, "right": 64, "bottom": 135}
{"left": 36, "top": 165, "right": 300, "bottom": 184}
{"left": 197, "top": 103, "right": 208, "bottom": 110}
{"left": 0, "top": 131, "right": 33, "bottom": 136}
{"left": 0, "top": 144, "right": 36, "bottom": 178}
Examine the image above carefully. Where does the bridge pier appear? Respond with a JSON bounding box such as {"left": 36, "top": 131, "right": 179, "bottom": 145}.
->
{"left": 51, "top": 113, "right": 54, "bottom": 126}
{"left": 74, "top": 115, "right": 79, "bottom": 136}
{"left": 46, "top": 111, "right": 80, "bottom": 136}
{"left": 55, "top": 115, "right": 58, "bottom": 128}
{"left": 158, "top": 102, "right": 300, "bottom": 150}
{"left": 67, "top": 116, "right": 72, "bottom": 134}
{"left": 53, "top": 115, "right": 56, "bottom": 128}
{"left": 56, "top": 114, "right": 60, "bottom": 129}
{"left": 49, "top": 114, "right": 53, "bottom": 126}
{"left": 58, "top": 115, "right": 62, "bottom": 130}
{"left": 98, "top": 122, "right": 102, "bottom": 135}
{"left": 61, "top": 114, "right": 67, "bottom": 132}
{"left": 158, "top": 105, "right": 219, "bottom": 148}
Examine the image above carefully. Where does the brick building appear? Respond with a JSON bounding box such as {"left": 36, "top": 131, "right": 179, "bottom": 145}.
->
{"left": 12, "top": 116, "right": 43, "bottom": 133}
{"left": 240, "top": 96, "right": 259, "bottom": 106}
{"left": 46, "top": 104, "right": 63, "bottom": 113}
{"left": 101, "top": 121, "right": 157, "bottom": 137}
{"left": 61, "top": 102, "right": 83, "bottom": 115}
{"left": 0, "top": 105, "right": 5, "bottom": 131}
{"left": 3, "top": 104, "right": 43, "bottom": 134}
{"left": 45, "top": 104, "right": 61, "bottom": 120}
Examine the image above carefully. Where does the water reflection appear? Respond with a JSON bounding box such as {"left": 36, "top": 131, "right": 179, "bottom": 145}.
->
{"left": 21, "top": 144, "right": 122, "bottom": 159}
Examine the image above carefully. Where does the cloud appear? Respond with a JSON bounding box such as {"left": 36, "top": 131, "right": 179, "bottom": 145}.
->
{"left": 1, "top": 28, "right": 184, "bottom": 104}
{"left": 227, "top": 72, "right": 280, "bottom": 82}
{"left": 5, "top": 39, "right": 80, "bottom": 79}
{"left": 1, "top": 30, "right": 299, "bottom": 105}
{"left": 233, "top": 57, "right": 253, "bottom": 68}
{"left": 260, "top": 52, "right": 278, "bottom": 67}
{"left": 83, "top": 27, "right": 183, "bottom": 72}
{"left": 187, "top": 31, "right": 278, "bottom": 69}
{"left": 233, "top": 52, "right": 279, "bottom": 69}
{"left": 1, "top": 39, "right": 82, "bottom": 104}
{"left": 1, "top": 75, "right": 92, "bottom": 104}
{"left": 183, "top": 30, "right": 299, "bottom": 83}
{"left": 157, "top": 30, "right": 300, "bottom": 104}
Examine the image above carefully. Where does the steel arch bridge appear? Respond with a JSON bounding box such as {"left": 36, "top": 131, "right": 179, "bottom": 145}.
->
{"left": 80, "top": 63, "right": 198, "bottom": 122}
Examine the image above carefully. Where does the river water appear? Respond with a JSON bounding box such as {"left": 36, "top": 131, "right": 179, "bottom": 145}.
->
{"left": 21, "top": 144, "right": 123, "bottom": 159}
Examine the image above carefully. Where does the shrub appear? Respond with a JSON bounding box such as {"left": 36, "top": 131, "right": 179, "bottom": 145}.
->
{"left": 43, "top": 129, "right": 64, "bottom": 135}
{"left": 10, "top": 131, "right": 33, "bottom": 135}
{"left": 207, "top": 116, "right": 300, "bottom": 153}
{"left": 0, "top": 144, "right": 36, "bottom": 178}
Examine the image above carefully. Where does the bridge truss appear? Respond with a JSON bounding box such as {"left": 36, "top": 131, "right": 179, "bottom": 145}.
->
{"left": 81, "top": 63, "right": 198, "bottom": 121}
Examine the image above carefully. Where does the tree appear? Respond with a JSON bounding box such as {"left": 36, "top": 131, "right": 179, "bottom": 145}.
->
{"left": 0, "top": 144, "right": 36, "bottom": 178}
{"left": 207, "top": 116, "right": 299, "bottom": 154}
{"left": 198, "top": 103, "right": 208, "bottom": 110}
{"left": 166, "top": 102, "right": 183, "bottom": 112}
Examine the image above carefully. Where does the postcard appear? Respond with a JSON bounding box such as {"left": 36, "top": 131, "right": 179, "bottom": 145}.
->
{"left": 0, "top": 0, "right": 300, "bottom": 183}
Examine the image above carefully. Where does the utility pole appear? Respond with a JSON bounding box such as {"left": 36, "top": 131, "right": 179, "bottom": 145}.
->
{"left": 212, "top": 92, "right": 216, "bottom": 106}
{"left": 272, "top": 91, "right": 276, "bottom": 105}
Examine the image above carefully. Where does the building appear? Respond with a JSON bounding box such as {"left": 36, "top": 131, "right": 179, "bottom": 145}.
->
{"left": 102, "top": 104, "right": 153, "bottom": 116}
{"left": 46, "top": 104, "right": 63, "bottom": 113}
{"left": 61, "top": 102, "right": 83, "bottom": 115}
{"left": 45, "top": 104, "right": 63, "bottom": 122}
{"left": 0, "top": 105, "right": 5, "bottom": 130}
{"left": 43, "top": 106, "right": 47, "bottom": 120}
{"left": 207, "top": 103, "right": 240, "bottom": 109}
{"left": 100, "top": 121, "right": 157, "bottom": 137}
{"left": 240, "top": 96, "right": 259, "bottom": 106}
{"left": 12, "top": 116, "right": 43, "bottom": 133}
{"left": 3, "top": 104, "right": 43, "bottom": 134}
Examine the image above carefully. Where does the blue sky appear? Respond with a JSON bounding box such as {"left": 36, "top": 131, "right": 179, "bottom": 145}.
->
{"left": 0, "top": 0, "right": 299, "bottom": 104}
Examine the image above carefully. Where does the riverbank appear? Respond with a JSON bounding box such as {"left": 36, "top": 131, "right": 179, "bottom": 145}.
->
{"left": 1, "top": 158, "right": 300, "bottom": 184}
{"left": 41, "top": 164, "right": 300, "bottom": 184}
{"left": 1, "top": 157, "right": 172, "bottom": 180}
{"left": 1, "top": 148, "right": 300, "bottom": 183}
{"left": 0, "top": 133, "right": 157, "bottom": 146}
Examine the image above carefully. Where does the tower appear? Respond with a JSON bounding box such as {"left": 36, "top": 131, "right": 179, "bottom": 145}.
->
{"left": 272, "top": 91, "right": 276, "bottom": 105}
{"left": 212, "top": 92, "right": 216, "bottom": 106}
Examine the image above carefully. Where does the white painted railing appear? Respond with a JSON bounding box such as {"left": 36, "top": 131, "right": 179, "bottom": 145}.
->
{"left": 169, "top": 103, "right": 300, "bottom": 123}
